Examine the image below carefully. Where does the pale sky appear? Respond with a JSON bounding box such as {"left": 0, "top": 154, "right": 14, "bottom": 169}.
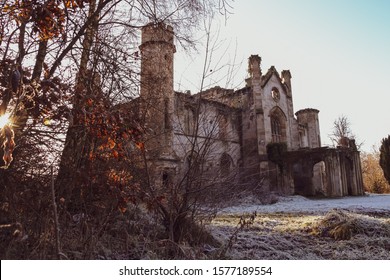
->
{"left": 174, "top": 0, "right": 390, "bottom": 152}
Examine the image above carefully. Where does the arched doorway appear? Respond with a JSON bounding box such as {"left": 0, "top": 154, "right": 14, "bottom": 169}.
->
{"left": 292, "top": 161, "right": 314, "bottom": 195}
{"left": 312, "top": 161, "right": 327, "bottom": 196}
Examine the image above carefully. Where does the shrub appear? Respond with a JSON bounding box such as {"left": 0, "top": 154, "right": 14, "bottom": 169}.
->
{"left": 379, "top": 135, "right": 390, "bottom": 185}
{"left": 266, "top": 142, "right": 287, "bottom": 172}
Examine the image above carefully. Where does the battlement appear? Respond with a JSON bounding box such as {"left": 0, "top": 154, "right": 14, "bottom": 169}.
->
{"left": 295, "top": 108, "right": 320, "bottom": 116}
{"left": 141, "top": 22, "right": 175, "bottom": 45}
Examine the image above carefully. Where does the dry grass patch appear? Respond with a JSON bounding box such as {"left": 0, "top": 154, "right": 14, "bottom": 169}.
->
{"left": 209, "top": 210, "right": 390, "bottom": 259}
{"left": 310, "top": 209, "right": 390, "bottom": 240}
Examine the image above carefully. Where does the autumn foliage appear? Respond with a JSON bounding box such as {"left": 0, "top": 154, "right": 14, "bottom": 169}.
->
{"left": 361, "top": 149, "right": 390, "bottom": 194}
{"left": 2, "top": 124, "right": 15, "bottom": 168}
{"left": 3, "top": 0, "right": 88, "bottom": 40}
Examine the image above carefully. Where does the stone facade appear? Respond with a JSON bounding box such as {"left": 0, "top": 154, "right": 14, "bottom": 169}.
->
{"left": 136, "top": 23, "right": 364, "bottom": 197}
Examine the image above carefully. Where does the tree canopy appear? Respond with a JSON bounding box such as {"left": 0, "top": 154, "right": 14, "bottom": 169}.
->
{"left": 379, "top": 135, "right": 390, "bottom": 185}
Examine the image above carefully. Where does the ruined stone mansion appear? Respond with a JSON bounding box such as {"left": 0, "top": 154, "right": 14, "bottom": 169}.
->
{"left": 136, "top": 22, "right": 364, "bottom": 197}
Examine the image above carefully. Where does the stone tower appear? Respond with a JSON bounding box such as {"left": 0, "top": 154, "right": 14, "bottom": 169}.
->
{"left": 295, "top": 109, "right": 321, "bottom": 148}
{"left": 138, "top": 22, "right": 178, "bottom": 188}
{"left": 139, "top": 22, "right": 176, "bottom": 158}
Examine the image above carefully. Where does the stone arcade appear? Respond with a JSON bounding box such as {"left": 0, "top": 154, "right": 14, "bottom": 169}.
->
{"left": 135, "top": 22, "right": 364, "bottom": 197}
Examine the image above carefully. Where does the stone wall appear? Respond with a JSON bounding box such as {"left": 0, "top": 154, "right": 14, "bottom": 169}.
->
{"left": 171, "top": 92, "right": 241, "bottom": 185}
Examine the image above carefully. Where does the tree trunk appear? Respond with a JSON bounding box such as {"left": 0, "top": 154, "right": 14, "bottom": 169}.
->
{"left": 55, "top": 0, "right": 100, "bottom": 212}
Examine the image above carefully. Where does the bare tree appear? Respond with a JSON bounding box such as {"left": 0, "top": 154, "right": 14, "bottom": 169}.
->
{"left": 0, "top": 0, "right": 236, "bottom": 258}
{"left": 135, "top": 19, "right": 261, "bottom": 244}
{"left": 53, "top": 0, "right": 236, "bottom": 210}
{"left": 329, "top": 115, "right": 362, "bottom": 150}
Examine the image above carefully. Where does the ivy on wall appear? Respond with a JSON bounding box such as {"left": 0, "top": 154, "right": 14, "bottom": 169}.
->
{"left": 266, "top": 142, "right": 287, "bottom": 172}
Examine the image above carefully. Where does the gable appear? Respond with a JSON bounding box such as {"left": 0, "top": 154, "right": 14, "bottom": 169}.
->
{"left": 261, "top": 66, "right": 289, "bottom": 96}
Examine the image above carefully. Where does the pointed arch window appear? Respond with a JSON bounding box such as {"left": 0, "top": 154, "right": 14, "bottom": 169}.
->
{"left": 270, "top": 107, "right": 287, "bottom": 143}
{"left": 271, "top": 116, "right": 282, "bottom": 142}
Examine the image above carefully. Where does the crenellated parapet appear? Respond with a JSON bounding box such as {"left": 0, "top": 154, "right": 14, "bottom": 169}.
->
{"left": 140, "top": 22, "right": 175, "bottom": 50}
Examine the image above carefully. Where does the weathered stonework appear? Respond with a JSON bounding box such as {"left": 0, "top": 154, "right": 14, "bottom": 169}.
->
{"left": 135, "top": 23, "right": 364, "bottom": 197}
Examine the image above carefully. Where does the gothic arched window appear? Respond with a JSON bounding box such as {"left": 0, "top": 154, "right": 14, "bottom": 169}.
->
{"left": 271, "top": 117, "right": 282, "bottom": 142}
{"left": 269, "top": 107, "right": 287, "bottom": 143}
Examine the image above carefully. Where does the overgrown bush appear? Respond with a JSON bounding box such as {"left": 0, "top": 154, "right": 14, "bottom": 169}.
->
{"left": 266, "top": 142, "right": 287, "bottom": 172}
{"left": 361, "top": 150, "right": 390, "bottom": 193}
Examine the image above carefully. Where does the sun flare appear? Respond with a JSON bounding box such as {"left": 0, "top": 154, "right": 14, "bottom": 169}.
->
{"left": 0, "top": 113, "right": 11, "bottom": 129}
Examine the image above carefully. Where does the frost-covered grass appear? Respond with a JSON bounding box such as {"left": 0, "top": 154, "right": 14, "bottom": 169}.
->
{"left": 220, "top": 193, "right": 390, "bottom": 215}
{"left": 209, "top": 194, "right": 390, "bottom": 259}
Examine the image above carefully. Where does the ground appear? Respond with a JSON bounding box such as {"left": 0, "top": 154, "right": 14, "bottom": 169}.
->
{"left": 208, "top": 194, "right": 390, "bottom": 259}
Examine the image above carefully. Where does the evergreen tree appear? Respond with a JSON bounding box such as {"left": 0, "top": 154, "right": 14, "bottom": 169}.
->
{"left": 379, "top": 135, "right": 390, "bottom": 184}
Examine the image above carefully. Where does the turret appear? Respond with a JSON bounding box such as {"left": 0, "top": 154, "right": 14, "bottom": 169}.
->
{"left": 139, "top": 22, "right": 176, "bottom": 157}
{"left": 295, "top": 108, "right": 321, "bottom": 148}
{"left": 140, "top": 22, "right": 175, "bottom": 102}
